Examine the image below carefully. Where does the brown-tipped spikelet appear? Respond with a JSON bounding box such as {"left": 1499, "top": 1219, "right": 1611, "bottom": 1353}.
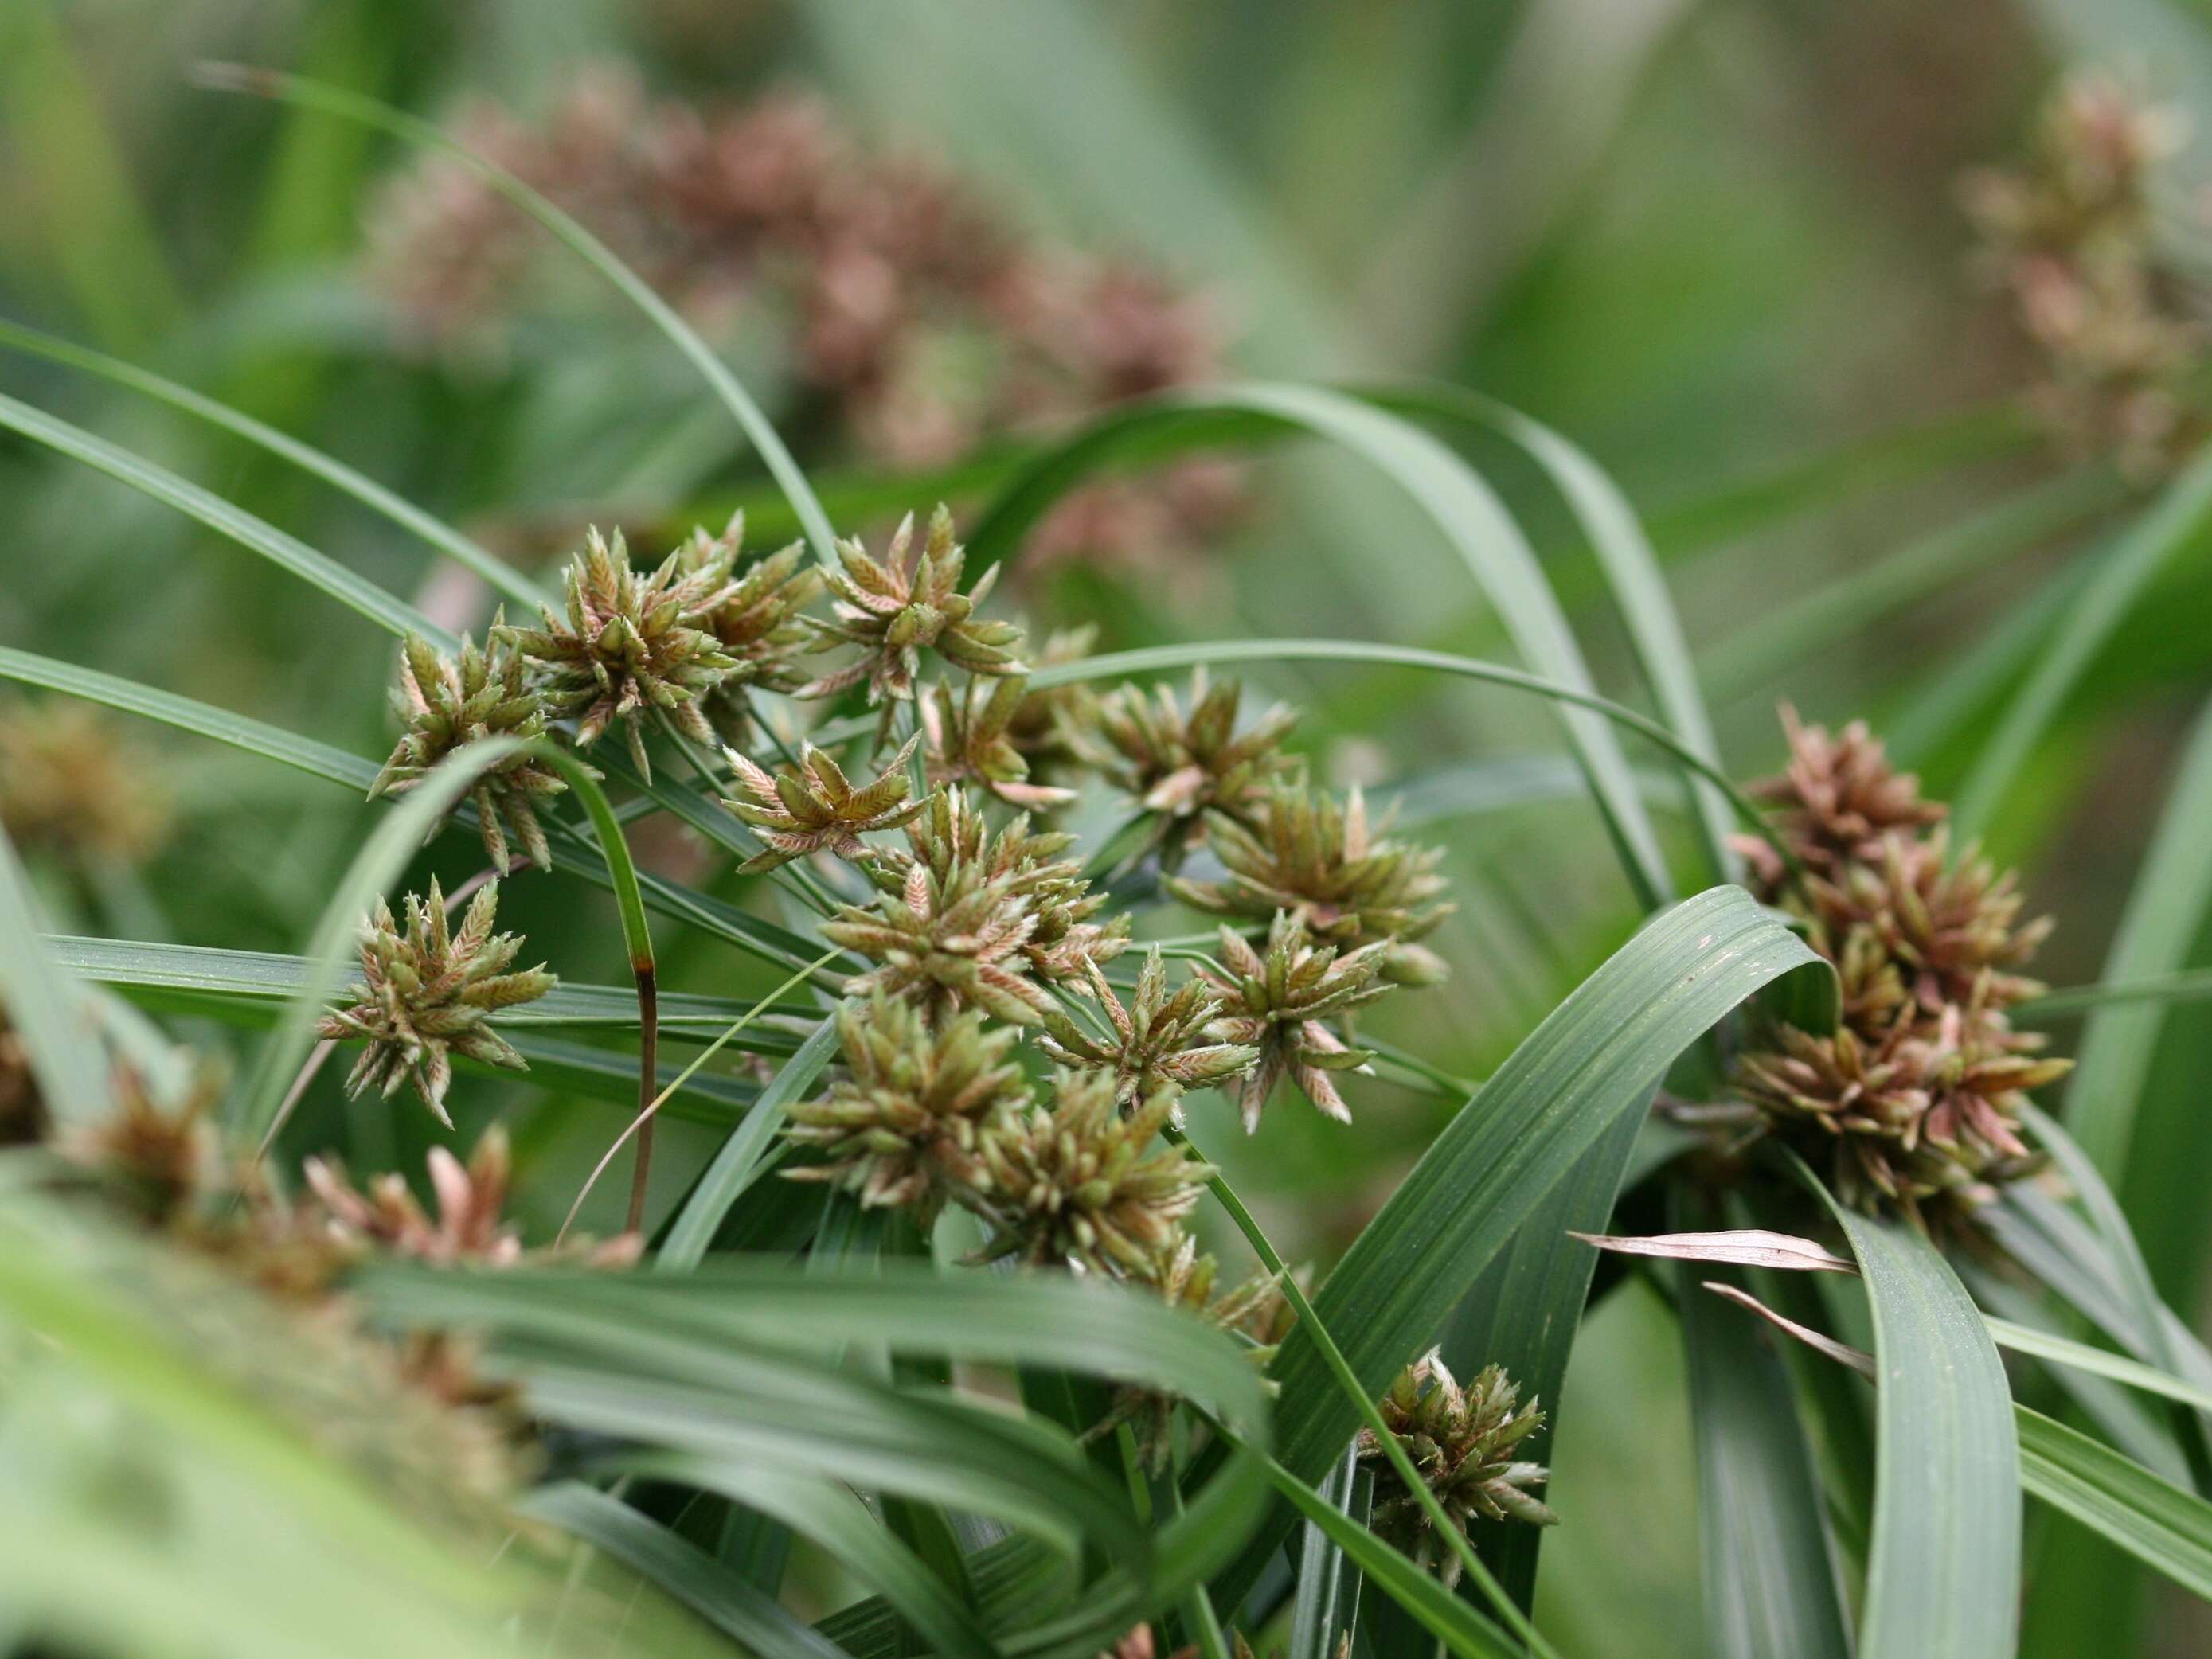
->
{"left": 1358, "top": 1349, "right": 1555, "bottom": 1587}
{"left": 782, "top": 993, "right": 1031, "bottom": 1219}
{"left": 316, "top": 880, "right": 555, "bottom": 1126}
{"left": 1169, "top": 780, "right": 1452, "bottom": 984}
{"left": 371, "top": 629, "right": 573, "bottom": 872}
{"left": 971, "top": 1074, "right": 1208, "bottom": 1278}
{"left": 677, "top": 513, "right": 823, "bottom": 739}
{"left": 1066, "top": 669, "right": 1296, "bottom": 866}
{"left": 1038, "top": 948, "right": 1256, "bottom": 1109}
{"left": 720, "top": 735, "right": 927, "bottom": 872}
{"left": 1729, "top": 705, "right": 1944, "bottom": 895}
{"left": 1736, "top": 1004, "right": 2066, "bottom": 1226}
{"left": 920, "top": 673, "right": 1077, "bottom": 810}
{"left": 799, "top": 506, "right": 1026, "bottom": 716}
{"left": 504, "top": 526, "right": 744, "bottom": 781}
{"left": 1198, "top": 913, "right": 1393, "bottom": 1131}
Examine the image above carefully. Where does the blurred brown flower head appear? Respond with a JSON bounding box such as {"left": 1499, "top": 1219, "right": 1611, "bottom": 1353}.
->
{"left": 1732, "top": 707, "right": 2065, "bottom": 1226}
{"left": 1962, "top": 71, "right": 2205, "bottom": 474}
{"left": 364, "top": 69, "right": 1249, "bottom": 576}
{"left": 0, "top": 697, "right": 174, "bottom": 867}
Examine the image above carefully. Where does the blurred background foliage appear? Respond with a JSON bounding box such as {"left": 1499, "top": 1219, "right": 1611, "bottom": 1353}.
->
{"left": 8, "top": 0, "right": 2212, "bottom": 1651}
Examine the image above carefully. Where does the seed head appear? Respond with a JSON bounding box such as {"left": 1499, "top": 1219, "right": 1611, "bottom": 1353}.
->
{"left": 317, "top": 879, "right": 556, "bottom": 1126}
{"left": 1736, "top": 1002, "right": 2067, "bottom": 1227}
{"left": 303, "top": 1125, "right": 639, "bottom": 1269}
{"left": 920, "top": 673, "right": 1077, "bottom": 810}
{"left": 823, "top": 843, "right": 1059, "bottom": 1028}
{"left": 783, "top": 993, "right": 1032, "bottom": 1219}
{"left": 1067, "top": 669, "right": 1296, "bottom": 867}
{"left": 799, "top": 506, "right": 1026, "bottom": 717}
{"left": 1168, "top": 781, "right": 1452, "bottom": 984}
{"left": 504, "top": 526, "right": 744, "bottom": 781}
{"left": 1731, "top": 705, "right": 1944, "bottom": 896}
{"left": 676, "top": 513, "right": 823, "bottom": 739}
{"left": 971, "top": 1073, "right": 1209, "bottom": 1278}
{"left": 371, "top": 629, "right": 574, "bottom": 872}
{"left": 1197, "top": 914, "right": 1393, "bottom": 1131}
{"left": 1801, "top": 830, "right": 2054, "bottom": 1019}
{"left": 720, "top": 734, "right": 926, "bottom": 872}
{"left": 1357, "top": 1349, "right": 1554, "bottom": 1587}
{"left": 0, "top": 697, "right": 174, "bottom": 865}
{"left": 1039, "top": 947, "right": 1256, "bottom": 1110}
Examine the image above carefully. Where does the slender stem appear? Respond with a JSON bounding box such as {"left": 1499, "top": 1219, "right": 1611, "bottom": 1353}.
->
{"left": 1171, "top": 1123, "right": 1562, "bottom": 1659}
{"left": 625, "top": 967, "right": 660, "bottom": 1234}
{"left": 567, "top": 947, "right": 844, "bottom": 1243}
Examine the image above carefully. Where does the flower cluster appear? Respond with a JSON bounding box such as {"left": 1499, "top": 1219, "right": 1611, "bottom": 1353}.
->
{"left": 1729, "top": 708, "right": 2066, "bottom": 1225}
{"left": 365, "top": 67, "right": 1245, "bottom": 580}
{"left": 1962, "top": 72, "right": 2205, "bottom": 474}
{"left": 316, "top": 878, "right": 556, "bottom": 1126}
{"left": 1357, "top": 1348, "right": 1555, "bottom": 1587}
{"left": 0, "top": 696, "right": 174, "bottom": 868}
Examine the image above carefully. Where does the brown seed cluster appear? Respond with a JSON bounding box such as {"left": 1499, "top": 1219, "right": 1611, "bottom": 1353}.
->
{"left": 1962, "top": 72, "right": 2206, "bottom": 475}
{"left": 1730, "top": 708, "right": 2065, "bottom": 1225}
{"left": 365, "top": 67, "right": 1246, "bottom": 579}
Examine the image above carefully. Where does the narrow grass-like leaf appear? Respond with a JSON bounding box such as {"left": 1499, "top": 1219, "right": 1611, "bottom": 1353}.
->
{"left": 1988, "top": 1320, "right": 2212, "bottom": 1416}
{"left": 1028, "top": 638, "right": 1789, "bottom": 868}
{"left": 1573, "top": 1227, "right": 1858, "bottom": 1275}
{"left": 0, "top": 646, "right": 378, "bottom": 790}
{"left": 1287, "top": 1446, "right": 1366, "bottom": 1659}
{"left": 44, "top": 935, "right": 807, "bottom": 1040}
{"left": 0, "top": 318, "right": 549, "bottom": 608}
{"left": 2017, "top": 1406, "right": 2212, "bottom": 1602}
{"left": 1956, "top": 440, "right": 2212, "bottom": 834}
{"left": 648, "top": 1458, "right": 999, "bottom": 1659}
{"left": 1364, "top": 380, "right": 1737, "bottom": 882}
{"left": 1820, "top": 1198, "right": 2020, "bottom": 1659}
{"left": 1260, "top": 1451, "right": 1518, "bottom": 1657}
{"left": 1437, "top": 1105, "right": 1643, "bottom": 1610}
{"left": 658, "top": 1014, "right": 842, "bottom": 1271}
{"left": 0, "top": 390, "right": 447, "bottom": 646}
{"left": 520, "top": 1484, "right": 846, "bottom": 1659}
{"left": 968, "top": 385, "right": 1675, "bottom": 906}
{"left": 1701, "top": 466, "right": 2125, "bottom": 701}
{"left": 0, "top": 649, "right": 839, "bottom": 979}
{"left": 195, "top": 66, "right": 838, "bottom": 566}
{"left": 0, "top": 824, "right": 109, "bottom": 1127}
{"left": 1673, "top": 1192, "right": 1853, "bottom": 1659}
{"left": 1208, "top": 886, "right": 1829, "bottom": 1606}
{"left": 2059, "top": 688, "right": 2212, "bottom": 1182}
{"left": 231, "top": 737, "right": 523, "bottom": 1143}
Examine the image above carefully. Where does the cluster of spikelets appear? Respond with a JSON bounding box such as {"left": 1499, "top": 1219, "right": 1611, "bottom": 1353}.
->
{"left": 10, "top": 1032, "right": 638, "bottom": 1528}
{"left": 1962, "top": 72, "right": 2205, "bottom": 475}
{"left": 338, "top": 496, "right": 1493, "bottom": 1499}
{"left": 1356, "top": 1347, "right": 1556, "bottom": 1588}
{"left": 1728, "top": 708, "right": 2068, "bottom": 1228}
{"left": 0, "top": 695, "right": 175, "bottom": 869}
{"left": 365, "top": 67, "right": 1245, "bottom": 580}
